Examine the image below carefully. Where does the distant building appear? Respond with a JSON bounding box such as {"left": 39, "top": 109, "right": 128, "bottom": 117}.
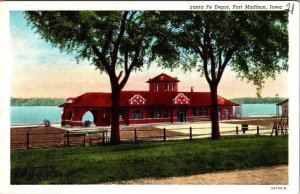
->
{"left": 277, "top": 99, "right": 288, "bottom": 117}
{"left": 59, "top": 73, "right": 239, "bottom": 127}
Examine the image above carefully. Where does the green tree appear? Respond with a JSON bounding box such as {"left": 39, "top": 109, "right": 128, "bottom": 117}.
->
{"left": 155, "top": 11, "right": 288, "bottom": 139}
{"left": 25, "top": 11, "right": 169, "bottom": 144}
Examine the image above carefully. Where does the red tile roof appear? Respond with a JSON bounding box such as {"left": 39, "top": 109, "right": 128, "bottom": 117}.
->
{"left": 147, "top": 73, "right": 179, "bottom": 83}
{"left": 59, "top": 91, "right": 239, "bottom": 108}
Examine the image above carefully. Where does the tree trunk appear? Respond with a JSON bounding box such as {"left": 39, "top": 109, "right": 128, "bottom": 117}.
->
{"left": 210, "top": 83, "right": 221, "bottom": 139}
{"left": 110, "top": 87, "right": 121, "bottom": 144}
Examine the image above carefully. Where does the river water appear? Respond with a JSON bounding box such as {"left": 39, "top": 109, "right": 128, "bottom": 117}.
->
{"left": 10, "top": 104, "right": 280, "bottom": 125}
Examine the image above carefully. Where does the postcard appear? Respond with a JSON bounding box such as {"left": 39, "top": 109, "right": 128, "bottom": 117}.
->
{"left": 0, "top": 1, "right": 299, "bottom": 194}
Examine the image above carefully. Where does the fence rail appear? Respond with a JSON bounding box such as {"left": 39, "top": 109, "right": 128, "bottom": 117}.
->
{"left": 11, "top": 125, "right": 287, "bottom": 150}
{"left": 11, "top": 130, "right": 108, "bottom": 150}
{"left": 119, "top": 125, "right": 280, "bottom": 143}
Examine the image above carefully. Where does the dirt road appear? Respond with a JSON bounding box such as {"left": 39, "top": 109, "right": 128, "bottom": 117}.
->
{"left": 113, "top": 165, "right": 288, "bottom": 185}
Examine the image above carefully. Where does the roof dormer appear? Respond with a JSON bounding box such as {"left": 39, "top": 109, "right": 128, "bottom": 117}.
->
{"left": 147, "top": 73, "right": 179, "bottom": 93}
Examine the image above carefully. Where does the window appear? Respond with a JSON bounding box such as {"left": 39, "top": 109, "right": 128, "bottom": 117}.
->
{"left": 163, "top": 109, "right": 168, "bottom": 118}
{"left": 156, "top": 109, "right": 161, "bottom": 118}
{"left": 133, "top": 108, "right": 143, "bottom": 119}
{"left": 119, "top": 109, "right": 124, "bottom": 120}
{"left": 192, "top": 108, "right": 197, "bottom": 116}
{"left": 164, "top": 83, "right": 168, "bottom": 91}
{"left": 170, "top": 83, "right": 174, "bottom": 91}
{"left": 198, "top": 108, "right": 203, "bottom": 116}
{"left": 148, "top": 109, "right": 154, "bottom": 118}
{"left": 154, "top": 83, "right": 159, "bottom": 92}
{"left": 203, "top": 108, "right": 208, "bottom": 116}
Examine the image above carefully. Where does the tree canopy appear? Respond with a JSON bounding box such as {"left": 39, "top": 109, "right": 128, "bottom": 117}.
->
{"left": 153, "top": 11, "right": 288, "bottom": 139}
{"left": 25, "top": 11, "right": 176, "bottom": 144}
{"left": 25, "top": 11, "right": 289, "bottom": 141}
{"left": 155, "top": 11, "right": 288, "bottom": 96}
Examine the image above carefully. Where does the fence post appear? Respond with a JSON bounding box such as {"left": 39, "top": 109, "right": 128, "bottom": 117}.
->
{"left": 163, "top": 128, "right": 166, "bottom": 141}
{"left": 275, "top": 126, "right": 278, "bottom": 137}
{"left": 257, "top": 126, "right": 259, "bottom": 135}
{"left": 106, "top": 131, "right": 108, "bottom": 143}
{"left": 89, "top": 133, "right": 91, "bottom": 146}
{"left": 134, "top": 128, "right": 137, "bottom": 142}
{"left": 67, "top": 131, "right": 70, "bottom": 146}
{"left": 26, "top": 132, "right": 29, "bottom": 149}
{"left": 236, "top": 126, "right": 238, "bottom": 134}
{"left": 190, "top": 127, "right": 192, "bottom": 140}
{"left": 83, "top": 134, "right": 86, "bottom": 146}
{"left": 102, "top": 131, "right": 105, "bottom": 145}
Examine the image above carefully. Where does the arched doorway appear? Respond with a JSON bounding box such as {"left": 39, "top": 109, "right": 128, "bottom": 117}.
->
{"left": 82, "top": 111, "right": 94, "bottom": 126}
{"left": 177, "top": 107, "right": 186, "bottom": 122}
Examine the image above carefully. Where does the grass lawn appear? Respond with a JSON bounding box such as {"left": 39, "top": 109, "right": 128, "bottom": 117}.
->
{"left": 11, "top": 135, "right": 288, "bottom": 184}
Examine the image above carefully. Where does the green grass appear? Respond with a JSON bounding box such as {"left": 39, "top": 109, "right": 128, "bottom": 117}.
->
{"left": 11, "top": 135, "right": 288, "bottom": 184}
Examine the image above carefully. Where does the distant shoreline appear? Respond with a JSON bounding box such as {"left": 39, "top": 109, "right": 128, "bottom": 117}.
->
{"left": 11, "top": 98, "right": 64, "bottom": 106}
{"left": 10, "top": 97, "right": 286, "bottom": 106}
{"left": 230, "top": 97, "right": 286, "bottom": 104}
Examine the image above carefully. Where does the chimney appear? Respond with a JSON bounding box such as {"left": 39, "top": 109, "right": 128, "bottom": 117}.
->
{"left": 191, "top": 87, "right": 194, "bottom": 92}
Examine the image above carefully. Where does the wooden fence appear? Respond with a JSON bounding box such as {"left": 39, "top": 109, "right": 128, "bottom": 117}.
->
{"left": 11, "top": 124, "right": 286, "bottom": 150}
{"left": 120, "top": 125, "right": 275, "bottom": 143}
{"left": 11, "top": 130, "right": 108, "bottom": 150}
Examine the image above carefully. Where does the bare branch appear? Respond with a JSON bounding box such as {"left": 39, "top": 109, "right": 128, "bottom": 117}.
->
{"left": 102, "top": 29, "right": 113, "bottom": 55}
{"left": 203, "top": 59, "right": 212, "bottom": 85}
{"left": 207, "top": 44, "right": 216, "bottom": 81}
{"left": 117, "top": 71, "right": 123, "bottom": 82}
{"left": 217, "top": 48, "right": 222, "bottom": 78}
{"left": 217, "top": 47, "right": 236, "bottom": 83}
{"left": 119, "top": 47, "right": 141, "bottom": 89}
{"left": 91, "top": 44, "right": 111, "bottom": 74}
{"left": 124, "top": 50, "right": 129, "bottom": 71}
{"left": 195, "top": 45, "right": 204, "bottom": 60}
{"left": 204, "top": 27, "right": 211, "bottom": 44}
{"left": 111, "top": 11, "right": 129, "bottom": 68}
{"left": 128, "top": 11, "right": 137, "bottom": 21}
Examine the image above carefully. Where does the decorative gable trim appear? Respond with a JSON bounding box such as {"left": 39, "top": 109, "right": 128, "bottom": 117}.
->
{"left": 173, "top": 93, "right": 190, "bottom": 105}
{"left": 129, "top": 94, "right": 146, "bottom": 106}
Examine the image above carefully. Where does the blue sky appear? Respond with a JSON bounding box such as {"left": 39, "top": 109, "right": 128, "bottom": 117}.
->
{"left": 9, "top": 11, "right": 288, "bottom": 99}
{"left": 10, "top": 11, "right": 80, "bottom": 68}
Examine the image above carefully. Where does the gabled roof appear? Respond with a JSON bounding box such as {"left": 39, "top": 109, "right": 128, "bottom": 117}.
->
{"left": 59, "top": 91, "right": 239, "bottom": 108}
{"left": 147, "top": 73, "right": 180, "bottom": 83}
{"left": 277, "top": 98, "right": 288, "bottom": 105}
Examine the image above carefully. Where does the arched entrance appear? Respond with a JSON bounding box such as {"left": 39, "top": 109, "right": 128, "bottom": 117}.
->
{"left": 82, "top": 111, "right": 94, "bottom": 126}
{"left": 177, "top": 107, "right": 186, "bottom": 122}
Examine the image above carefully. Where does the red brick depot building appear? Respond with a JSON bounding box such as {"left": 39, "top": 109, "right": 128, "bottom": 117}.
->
{"left": 59, "top": 73, "right": 239, "bottom": 127}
